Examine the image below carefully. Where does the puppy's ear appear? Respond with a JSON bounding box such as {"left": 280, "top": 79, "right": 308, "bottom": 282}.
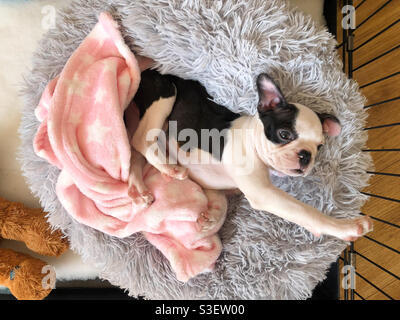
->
{"left": 256, "top": 73, "right": 287, "bottom": 113}
{"left": 318, "top": 113, "right": 341, "bottom": 137}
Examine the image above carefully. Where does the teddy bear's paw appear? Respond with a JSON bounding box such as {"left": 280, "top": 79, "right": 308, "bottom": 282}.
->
{"left": 9, "top": 259, "right": 52, "bottom": 300}
{"left": 25, "top": 227, "right": 69, "bottom": 257}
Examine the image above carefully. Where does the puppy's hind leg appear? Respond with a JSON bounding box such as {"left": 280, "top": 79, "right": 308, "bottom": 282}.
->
{"left": 128, "top": 148, "right": 154, "bottom": 208}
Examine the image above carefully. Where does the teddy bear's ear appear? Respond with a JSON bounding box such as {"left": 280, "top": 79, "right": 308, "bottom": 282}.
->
{"left": 317, "top": 113, "right": 341, "bottom": 137}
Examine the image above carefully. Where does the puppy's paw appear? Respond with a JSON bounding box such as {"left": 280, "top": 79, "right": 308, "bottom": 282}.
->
{"left": 160, "top": 164, "right": 188, "bottom": 180}
{"left": 197, "top": 192, "right": 227, "bottom": 234}
{"left": 128, "top": 185, "right": 154, "bottom": 208}
{"left": 342, "top": 216, "right": 373, "bottom": 241}
{"left": 328, "top": 216, "right": 373, "bottom": 241}
{"left": 140, "top": 190, "right": 155, "bottom": 206}
{"left": 197, "top": 211, "right": 216, "bottom": 232}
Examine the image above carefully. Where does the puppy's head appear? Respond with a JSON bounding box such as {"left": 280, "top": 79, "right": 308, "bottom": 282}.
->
{"left": 255, "top": 73, "right": 341, "bottom": 177}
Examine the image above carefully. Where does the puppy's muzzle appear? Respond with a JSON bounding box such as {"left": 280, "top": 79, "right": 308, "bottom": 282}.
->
{"left": 298, "top": 149, "right": 311, "bottom": 173}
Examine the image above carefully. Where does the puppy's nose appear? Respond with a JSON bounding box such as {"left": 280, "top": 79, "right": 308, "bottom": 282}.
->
{"left": 298, "top": 150, "right": 311, "bottom": 167}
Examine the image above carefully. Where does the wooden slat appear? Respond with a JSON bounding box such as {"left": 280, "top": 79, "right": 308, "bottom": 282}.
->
{"left": 369, "top": 279, "right": 400, "bottom": 299}
{"left": 353, "top": 21, "right": 400, "bottom": 69}
{"left": 368, "top": 152, "right": 400, "bottom": 173}
{"left": 356, "top": 221, "right": 400, "bottom": 260}
{"left": 361, "top": 73, "right": 400, "bottom": 106}
{"left": 362, "top": 199, "right": 400, "bottom": 237}
{"left": 366, "top": 100, "right": 400, "bottom": 128}
{"left": 356, "top": 196, "right": 400, "bottom": 301}
{"left": 354, "top": 0, "right": 390, "bottom": 28}
{"left": 368, "top": 281, "right": 400, "bottom": 300}
{"left": 366, "top": 126, "right": 400, "bottom": 150}
{"left": 353, "top": 0, "right": 400, "bottom": 49}
{"left": 355, "top": 234, "right": 400, "bottom": 299}
{"left": 356, "top": 275, "right": 394, "bottom": 299}
{"left": 356, "top": 266, "right": 399, "bottom": 300}
{"left": 363, "top": 176, "right": 400, "bottom": 229}
{"left": 336, "top": 0, "right": 400, "bottom": 301}
{"left": 353, "top": 0, "right": 365, "bottom": 8}
{"left": 354, "top": 47, "right": 400, "bottom": 86}
{"left": 364, "top": 174, "right": 400, "bottom": 201}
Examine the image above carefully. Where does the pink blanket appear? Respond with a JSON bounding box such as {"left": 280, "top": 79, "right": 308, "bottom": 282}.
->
{"left": 33, "top": 12, "right": 227, "bottom": 282}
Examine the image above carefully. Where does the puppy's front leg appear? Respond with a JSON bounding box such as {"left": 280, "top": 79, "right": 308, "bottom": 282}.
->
{"left": 131, "top": 90, "right": 188, "bottom": 180}
{"left": 228, "top": 157, "right": 372, "bottom": 241}
{"left": 128, "top": 148, "right": 154, "bottom": 207}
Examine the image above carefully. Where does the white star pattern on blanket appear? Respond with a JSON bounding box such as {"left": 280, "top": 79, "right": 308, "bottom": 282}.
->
{"left": 110, "top": 152, "right": 120, "bottom": 166}
{"left": 71, "top": 140, "right": 80, "bottom": 154}
{"left": 68, "top": 111, "right": 82, "bottom": 125}
{"left": 94, "top": 88, "right": 106, "bottom": 104}
{"left": 47, "top": 119, "right": 53, "bottom": 131}
{"left": 102, "top": 59, "right": 116, "bottom": 74}
{"left": 89, "top": 23, "right": 108, "bottom": 47}
{"left": 116, "top": 40, "right": 133, "bottom": 61}
{"left": 58, "top": 171, "right": 74, "bottom": 188}
{"left": 93, "top": 182, "right": 111, "bottom": 193}
{"left": 87, "top": 117, "right": 112, "bottom": 145}
{"left": 66, "top": 74, "right": 88, "bottom": 97}
{"left": 81, "top": 54, "right": 95, "bottom": 66}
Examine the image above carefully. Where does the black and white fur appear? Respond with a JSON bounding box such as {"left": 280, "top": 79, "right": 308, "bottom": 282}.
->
{"left": 128, "top": 70, "right": 373, "bottom": 241}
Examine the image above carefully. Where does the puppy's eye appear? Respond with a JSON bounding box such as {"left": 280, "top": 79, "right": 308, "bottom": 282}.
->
{"left": 278, "top": 129, "right": 293, "bottom": 141}
{"left": 317, "top": 144, "right": 323, "bottom": 150}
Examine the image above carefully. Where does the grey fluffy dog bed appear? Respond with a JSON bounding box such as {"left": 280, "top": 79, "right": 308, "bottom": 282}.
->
{"left": 19, "top": 0, "right": 372, "bottom": 299}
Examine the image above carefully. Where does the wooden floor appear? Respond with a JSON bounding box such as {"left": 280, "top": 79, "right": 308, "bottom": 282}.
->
{"left": 337, "top": 0, "right": 400, "bottom": 300}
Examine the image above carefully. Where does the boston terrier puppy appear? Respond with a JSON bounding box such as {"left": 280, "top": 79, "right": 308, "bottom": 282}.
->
{"left": 128, "top": 69, "right": 373, "bottom": 241}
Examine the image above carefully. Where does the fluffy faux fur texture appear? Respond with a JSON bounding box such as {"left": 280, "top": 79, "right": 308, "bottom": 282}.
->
{"left": 18, "top": 0, "right": 372, "bottom": 299}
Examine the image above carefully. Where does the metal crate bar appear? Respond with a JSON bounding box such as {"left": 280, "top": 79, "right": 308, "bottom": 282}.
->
{"left": 355, "top": 271, "right": 395, "bottom": 300}
{"left": 349, "top": 243, "right": 355, "bottom": 299}
{"left": 354, "top": 250, "right": 400, "bottom": 281}
{"left": 342, "top": 0, "right": 348, "bottom": 73}
{"left": 343, "top": 250, "right": 349, "bottom": 300}
{"left": 341, "top": 0, "right": 355, "bottom": 300}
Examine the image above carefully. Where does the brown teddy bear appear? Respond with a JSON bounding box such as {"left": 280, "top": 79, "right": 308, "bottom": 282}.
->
{"left": 0, "top": 197, "right": 69, "bottom": 300}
